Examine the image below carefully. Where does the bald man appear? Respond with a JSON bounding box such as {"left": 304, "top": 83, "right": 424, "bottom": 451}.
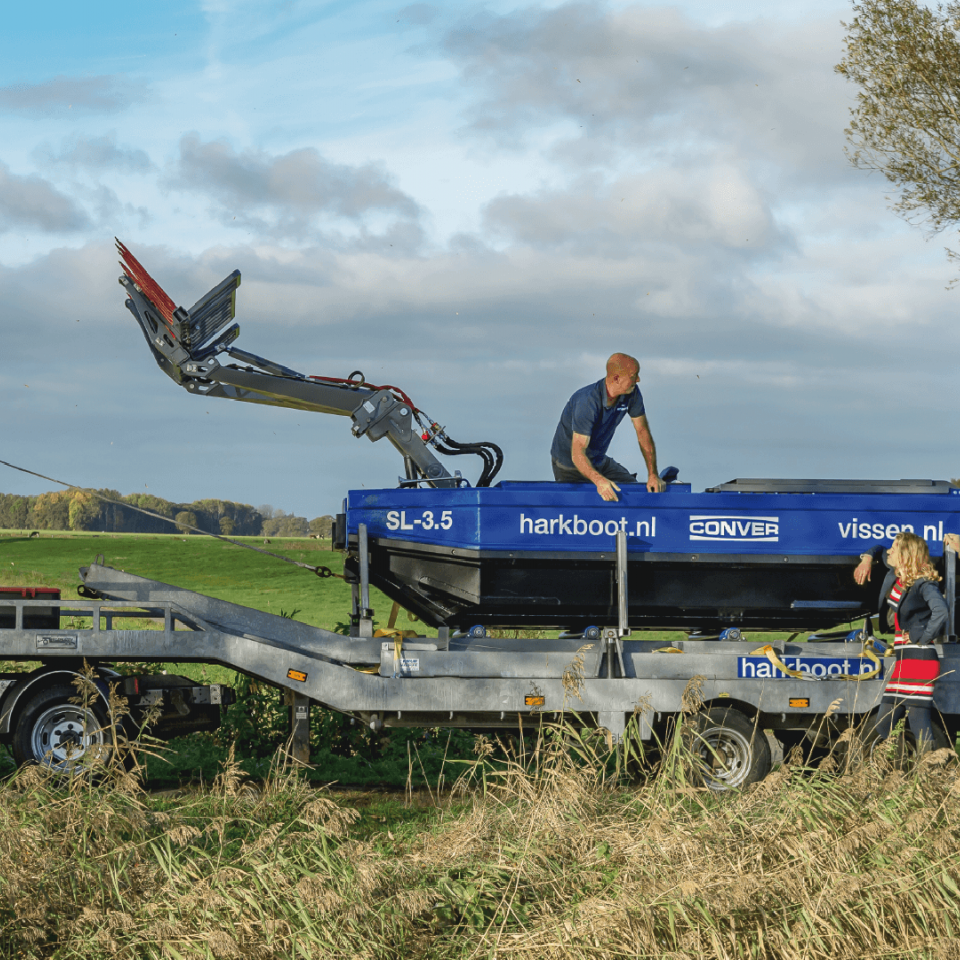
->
{"left": 550, "top": 353, "right": 665, "bottom": 501}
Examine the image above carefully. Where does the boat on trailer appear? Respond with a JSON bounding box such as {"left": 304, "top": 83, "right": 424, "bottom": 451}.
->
{"left": 340, "top": 477, "right": 960, "bottom": 636}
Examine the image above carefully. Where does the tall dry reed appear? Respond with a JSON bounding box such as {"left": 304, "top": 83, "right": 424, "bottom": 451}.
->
{"left": 2, "top": 692, "right": 960, "bottom": 958}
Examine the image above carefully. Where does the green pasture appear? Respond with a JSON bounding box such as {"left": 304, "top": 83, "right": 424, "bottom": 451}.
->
{"left": 0, "top": 530, "right": 477, "bottom": 784}
{"left": 0, "top": 531, "right": 370, "bottom": 691}
{"left": 0, "top": 530, "right": 369, "bottom": 633}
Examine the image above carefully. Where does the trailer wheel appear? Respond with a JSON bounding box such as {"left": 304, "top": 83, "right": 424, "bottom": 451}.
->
{"left": 689, "top": 708, "right": 771, "bottom": 790}
{"left": 862, "top": 721, "right": 952, "bottom": 770}
{"left": 775, "top": 730, "right": 807, "bottom": 760}
{"left": 12, "top": 684, "right": 115, "bottom": 773}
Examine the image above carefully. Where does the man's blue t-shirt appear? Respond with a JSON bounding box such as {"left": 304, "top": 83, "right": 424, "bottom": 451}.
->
{"left": 550, "top": 379, "right": 646, "bottom": 468}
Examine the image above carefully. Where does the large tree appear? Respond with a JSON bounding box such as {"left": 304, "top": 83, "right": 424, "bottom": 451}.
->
{"left": 174, "top": 510, "right": 198, "bottom": 535}
{"left": 309, "top": 515, "right": 334, "bottom": 538}
{"left": 32, "top": 492, "right": 70, "bottom": 530}
{"left": 836, "top": 0, "right": 960, "bottom": 265}
{"left": 67, "top": 490, "right": 100, "bottom": 531}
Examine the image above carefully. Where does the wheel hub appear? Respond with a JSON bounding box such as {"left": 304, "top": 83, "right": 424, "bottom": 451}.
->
{"left": 695, "top": 726, "right": 753, "bottom": 789}
{"left": 30, "top": 704, "right": 109, "bottom": 770}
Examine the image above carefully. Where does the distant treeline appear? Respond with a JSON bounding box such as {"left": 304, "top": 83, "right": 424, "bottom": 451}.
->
{"left": 0, "top": 490, "right": 333, "bottom": 539}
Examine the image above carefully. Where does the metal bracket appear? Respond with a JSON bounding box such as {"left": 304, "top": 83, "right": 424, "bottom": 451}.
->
{"left": 616, "top": 529, "right": 630, "bottom": 637}
{"left": 597, "top": 710, "right": 626, "bottom": 745}
{"left": 283, "top": 689, "right": 311, "bottom": 764}
{"left": 947, "top": 545, "right": 956, "bottom": 640}
{"left": 602, "top": 627, "right": 626, "bottom": 678}
{"left": 356, "top": 523, "right": 374, "bottom": 638}
{"left": 597, "top": 530, "right": 629, "bottom": 678}
{"left": 398, "top": 471, "right": 468, "bottom": 489}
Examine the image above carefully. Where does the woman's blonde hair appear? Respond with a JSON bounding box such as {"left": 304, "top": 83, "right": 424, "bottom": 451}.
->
{"left": 892, "top": 531, "right": 941, "bottom": 588}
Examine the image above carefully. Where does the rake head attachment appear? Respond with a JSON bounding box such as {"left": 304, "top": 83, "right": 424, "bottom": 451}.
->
{"left": 117, "top": 239, "right": 242, "bottom": 382}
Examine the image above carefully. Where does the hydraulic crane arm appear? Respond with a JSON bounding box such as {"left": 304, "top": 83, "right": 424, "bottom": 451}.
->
{"left": 116, "top": 241, "right": 502, "bottom": 487}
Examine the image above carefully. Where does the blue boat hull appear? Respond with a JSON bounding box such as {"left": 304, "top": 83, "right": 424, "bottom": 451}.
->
{"left": 342, "top": 480, "right": 960, "bottom": 633}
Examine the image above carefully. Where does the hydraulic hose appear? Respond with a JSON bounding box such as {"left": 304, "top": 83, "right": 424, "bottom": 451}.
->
{"left": 442, "top": 436, "right": 504, "bottom": 486}
{"left": 434, "top": 441, "right": 494, "bottom": 484}
{"left": 435, "top": 436, "right": 504, "bottom": 486}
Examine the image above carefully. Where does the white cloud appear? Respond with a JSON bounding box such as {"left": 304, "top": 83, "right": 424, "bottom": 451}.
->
{"left": 0, "top": 75, "right": 147, "bottom": 117}
{"left": 481, "top": 164, "right": 781, "bottom": 256}
{"left": 444, "top": 2, "right": 853, "bottom": 185}
{"left": 164, "top": 134, "right": 422, "bottom": 241}
{"left": 0, "top": 163, "right": 89, "bottom": 232}
{"left": 33, "top": 133, "right": 153, "bottom": 173}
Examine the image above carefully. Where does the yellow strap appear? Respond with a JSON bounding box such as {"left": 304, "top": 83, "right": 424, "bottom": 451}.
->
{"left": 857, "top": 646, "right": 882, "bottom": 679}
{"left": 749, "top": 644, "right": 815, "bottom": 681}
{"left": 748, "top": 644, "right": 882, "bottom": 682}
{"left": 387, "top": 600, "right": 401, "bottom": 630}
{"left": 372, "top": 627, "right": 418, "bottom": 674}
{"left": 373, "top": 627, "right": 418, "bottom": 639}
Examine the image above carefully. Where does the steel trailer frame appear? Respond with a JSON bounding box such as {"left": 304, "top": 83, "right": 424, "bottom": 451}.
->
{"left": 3, "top": 543, "right": 958, "bottom": 773}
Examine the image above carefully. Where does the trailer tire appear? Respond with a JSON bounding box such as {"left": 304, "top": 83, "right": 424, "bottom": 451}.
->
{"left": 689, "top": 707, "right": 771, "bottom": 791}
{"left": 12, "top": 684, "right": 115, "bottom": 773}
{"left": 775, "top": 730, "right": 807, "bottom": 761}
{"left": 861, "top": 721, "right": 952, "bottom": 770}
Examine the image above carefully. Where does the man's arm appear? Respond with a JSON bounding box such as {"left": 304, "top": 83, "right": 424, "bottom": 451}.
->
{"left": 632, "top": 415, "right": 664, "bottom": 493}
{"left": 571, "top": 433, "right": 620, "bottom": 502}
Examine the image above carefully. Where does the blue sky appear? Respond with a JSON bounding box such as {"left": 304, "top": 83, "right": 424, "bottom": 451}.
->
{"left": 2, "top": 0, "right": 957, "bottom": 519}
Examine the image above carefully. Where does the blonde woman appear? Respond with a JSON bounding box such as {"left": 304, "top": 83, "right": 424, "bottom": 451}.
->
{"left": 854, "top": 531, "right": 947, "bottom": 752}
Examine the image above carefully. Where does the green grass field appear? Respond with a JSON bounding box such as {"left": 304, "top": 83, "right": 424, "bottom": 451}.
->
{"left": 0, "top": 530, "right": 476, "bottom": 784}
{"left": 0, "top": 530, "right": 371, "bottom": 630}
{"left": 0, "top": 529, "right": 429, "bottom": 684}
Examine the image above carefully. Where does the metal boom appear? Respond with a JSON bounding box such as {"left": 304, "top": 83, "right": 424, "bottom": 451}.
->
{"left": 116, "top": 241, "right": 502, "bottom": 488}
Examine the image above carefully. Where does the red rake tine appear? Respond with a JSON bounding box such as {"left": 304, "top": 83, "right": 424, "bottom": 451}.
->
{"left": 116, "top": 239, "right": 178, "bottom": 325}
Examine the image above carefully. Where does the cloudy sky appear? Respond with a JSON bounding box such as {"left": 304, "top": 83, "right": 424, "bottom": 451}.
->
{"left": 2, "top": 0, "right": 956, "bottom": 519}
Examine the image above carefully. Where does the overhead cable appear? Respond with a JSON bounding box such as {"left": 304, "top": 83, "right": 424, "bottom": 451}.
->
{"left": 0, "top": 458, "right": 341, "bottom": 579}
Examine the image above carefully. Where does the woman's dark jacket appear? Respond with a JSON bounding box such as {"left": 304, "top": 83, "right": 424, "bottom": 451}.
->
{"left": 863, "top": 545, "right": 948, "bottom": 644}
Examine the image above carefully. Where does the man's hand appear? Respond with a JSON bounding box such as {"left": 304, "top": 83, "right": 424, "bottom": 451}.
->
{"left": 902, "top": 630, "right": 910, "bottom": 642}
{"left": 596, "top": 479, "right": 621, "bottom": 502}
{"left": 854, "top": 558, "right": 873, "bottom": 585}
{"left": 647, "top": 473, "right": 665, "bottom": 493}
{"left": 945, "top": 534, "right": 960, "bottom": 554}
